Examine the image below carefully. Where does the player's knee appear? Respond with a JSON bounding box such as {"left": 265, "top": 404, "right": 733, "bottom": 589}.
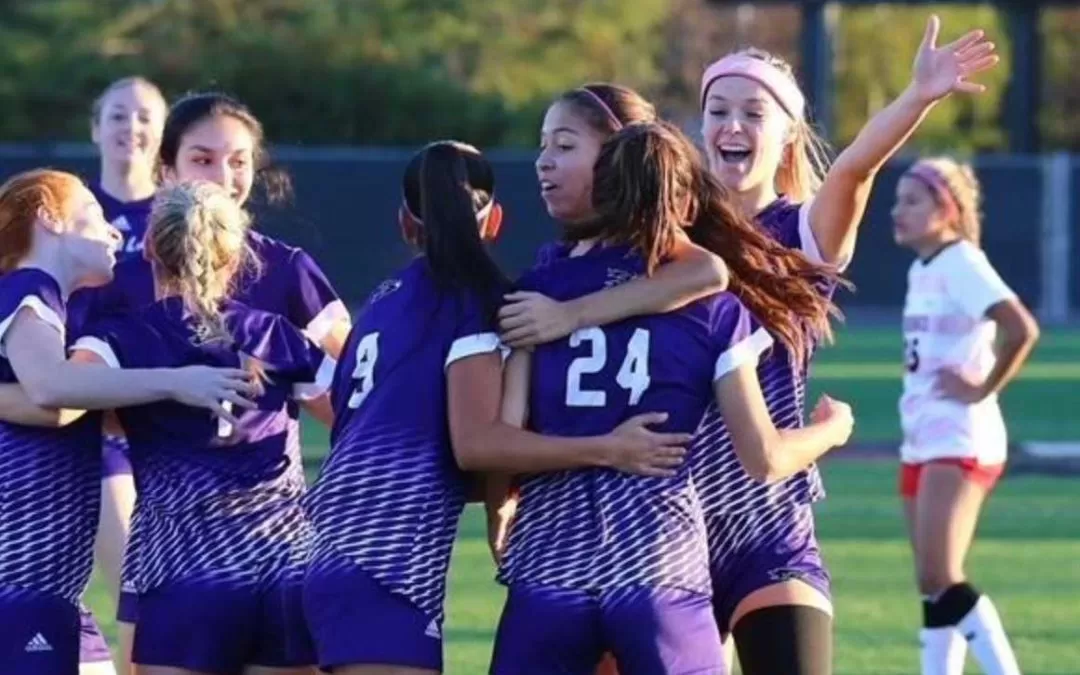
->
{"left": 922, "top": 582, "right": 981, "bottom": 627}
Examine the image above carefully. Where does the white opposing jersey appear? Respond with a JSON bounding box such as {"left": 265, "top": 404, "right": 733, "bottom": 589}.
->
{"left": 899, "top": 240, "right": 1015, "bottom": 464}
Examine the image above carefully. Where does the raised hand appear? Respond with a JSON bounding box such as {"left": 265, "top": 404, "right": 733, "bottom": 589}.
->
{"left": 912, "top": 14, "right": 1000, "bottom": 103}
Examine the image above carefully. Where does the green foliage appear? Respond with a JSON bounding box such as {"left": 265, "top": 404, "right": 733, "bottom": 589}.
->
{"left": 0, "top": 0, "right": 1070, "bottom": 150}
{"left": 833, "top": 4, "right": 1010, "bottom": 153}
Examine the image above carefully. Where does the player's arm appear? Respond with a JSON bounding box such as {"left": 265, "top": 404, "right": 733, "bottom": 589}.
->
{"left": 301, "top": 394, "right": 334, "bottom": 427}
{"left": 0, "top": 384, "right": 86, "bottom": 427}
{"left": 809, "top": 19, "right": 997, "bottom": 267}
{"left": 447, "top": 349, "right": 687, "bottom": 476}
{"left": 289, "top": 249, "right": 352, "bottom": 361}
{"left": 499, "top": 236, "right": 728, "bottom": 348}
{"left": 0, "top": 341, "right": 136, "bottom": 428}
{"left": 713, "top": 363, "right": 853, "bottom": 483}
{"left": 971, "top": 299, "right": 1039, "bottom": 400}
{"left": 4, "top": 312, "right": 254, "bottom": 423}
{"left": 937, "top": 249, "right": 1039, "bottom": 403}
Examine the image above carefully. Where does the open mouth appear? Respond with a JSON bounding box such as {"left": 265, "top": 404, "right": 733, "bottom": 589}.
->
{"left": 718, "top": 147, "right": 752, "bottom": 164}
{"left": 539, "top": 180, "right": 558, "bottom": 194}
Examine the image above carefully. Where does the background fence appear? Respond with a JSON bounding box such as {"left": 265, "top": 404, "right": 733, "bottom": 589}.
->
{"left": 1, "top": 145, "right": 1074, "bottom": 321}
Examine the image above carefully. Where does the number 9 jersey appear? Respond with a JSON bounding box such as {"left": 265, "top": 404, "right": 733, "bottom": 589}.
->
{"left": 499, "top": 243, "right": 770, "bottom": 596}
{"left": 899, "top": 240, "right": 1016, "bottom": 465}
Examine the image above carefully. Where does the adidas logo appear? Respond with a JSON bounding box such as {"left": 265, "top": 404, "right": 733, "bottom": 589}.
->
{"left": 424, "top": 619, "right": 441, "bottom": 639}
{"left": 24, "top": 633, "right": 52, "bottom": 652}
{"left": 121, "top": 580, "right": 137, "bottom": 594}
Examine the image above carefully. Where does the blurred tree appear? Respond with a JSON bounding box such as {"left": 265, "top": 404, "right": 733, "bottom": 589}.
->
{"left": 1040, "top": 6, "right": 1079, "bottom": 150}
{"left": 0, "top": 0, "right": 1066, "bottom": 153}
{"left": 833, "top": 4, "right": 1010, "bottom": 153}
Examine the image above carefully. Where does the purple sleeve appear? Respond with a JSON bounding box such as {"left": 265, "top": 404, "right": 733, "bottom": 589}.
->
{"left": 286, "top": 249, "right": 348, "bottom": 342}
{"left": 710, "top": 298, "right": 774, "bottom": 381}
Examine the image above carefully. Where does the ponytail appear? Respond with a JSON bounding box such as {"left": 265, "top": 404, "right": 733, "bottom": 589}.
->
{"left": 403, "top": 141, "right": 509, "bottom": 321}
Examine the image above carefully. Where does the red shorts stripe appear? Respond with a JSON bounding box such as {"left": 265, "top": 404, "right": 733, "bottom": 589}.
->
{"left": 899, "top": 458, "right": 1005, "bottom": 498}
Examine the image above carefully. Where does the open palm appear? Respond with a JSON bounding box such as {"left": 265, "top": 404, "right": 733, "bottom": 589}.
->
{"left": 912, "top": 14, "right": 1000, "bottom": 102}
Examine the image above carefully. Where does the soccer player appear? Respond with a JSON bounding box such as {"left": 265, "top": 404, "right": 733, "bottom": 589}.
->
{"left": 302, "top": 141, "right": 691, "bottom": 675}
{"left": 71, "top": 75, "right": 168, "bottom": 675}
{"left": 500, "top": 16, "right": 1000, "bottom": 674}
{"left": 0, "top": 169, "right": 255, "bottom": 675}
{"left": 78, "top": 91, "right": 350, "bottom": 671}
{"left": 70, "top": 180, "right": 334, "bottom": 675}
{"left": 491, "top": 122, "right": 853, "bottom": 674}
{"left": 893, "top": 157, "right": 1035, "bottom": 675}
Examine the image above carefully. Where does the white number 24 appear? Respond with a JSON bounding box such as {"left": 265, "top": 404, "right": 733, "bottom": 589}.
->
{"left": 565, "top": 327, "right": 651, "bottom": 407}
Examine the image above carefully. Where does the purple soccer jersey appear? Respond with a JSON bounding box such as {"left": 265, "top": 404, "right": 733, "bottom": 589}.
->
{"left": 71, "top": 297, "right": 332, "bottom": 598}
{"left": 305, "top": 257, "right": 503, "bottom": 632}
{"left": 498, "top": 243, "right": 772, "bottom": 597}
{"left": 72, "top": 231, "right": 347, "bottom": 344}
{"left": 689, "top": 197, "right": 828, "bottom": 516}
{"left": 0, "top": 270, "right": 102, "bottom": 604}
{"left": 92, "top": 183, "right": 154, "bottom": 257}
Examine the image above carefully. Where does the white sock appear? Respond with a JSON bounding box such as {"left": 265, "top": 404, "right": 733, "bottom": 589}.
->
{"left": 920, "top": 627, "right": 967, "bottom": 675}
{"left": 957, "top": 595, "right": 1021, "bottom": 675}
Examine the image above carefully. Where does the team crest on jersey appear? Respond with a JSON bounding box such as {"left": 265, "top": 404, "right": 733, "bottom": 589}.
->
{"left": 767, "top": 567, "right": 808, "bottom": 583}
{"left": 604, "top": 268, "right": 640, "bottom": 289}
{"left": 368, "top": 278, "right": 403, "bottom": 304}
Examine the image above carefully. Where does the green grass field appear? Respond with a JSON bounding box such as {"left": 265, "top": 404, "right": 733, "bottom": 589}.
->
{"left": 84, "top": 324, "right": 1080, "bottom": 673}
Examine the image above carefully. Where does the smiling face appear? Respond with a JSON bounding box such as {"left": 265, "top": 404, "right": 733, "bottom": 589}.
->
{"left": 701, "top": 75, "right": 793, "bottom": 196}
{"left": 161, "top": 114, "right": 256, "bottom": 206}
{"left": 535, "top": 101, "right": 607, "bottom": 224}
{"left": 91, "top": 81, "right": 166, "bottom": 168}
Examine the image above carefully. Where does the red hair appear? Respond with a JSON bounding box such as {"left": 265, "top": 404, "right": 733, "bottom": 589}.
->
{"left": 0, "top": 169, "right": 83, "bottom": 273}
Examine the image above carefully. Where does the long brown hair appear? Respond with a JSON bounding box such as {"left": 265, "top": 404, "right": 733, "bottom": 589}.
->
{"left": 589, "top": 122, "right": 845, "bottom": 364}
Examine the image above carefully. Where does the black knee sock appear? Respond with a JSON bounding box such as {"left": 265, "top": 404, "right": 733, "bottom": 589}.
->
{"left": 922, "top": 582, "right": 981, "bottom": 628}
{"left": 733, "top": 605, "right": 833, "bottom": 675}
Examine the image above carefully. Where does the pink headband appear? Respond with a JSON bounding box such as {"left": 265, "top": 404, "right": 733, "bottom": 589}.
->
{"left": 700, "top": 54, "right": 805, "bottom": 120}
{"left": 906, "top": 164, "right": 960, "bottom": 223}
{"left": 577, "top": 87, "right": 623, "bottom": 131}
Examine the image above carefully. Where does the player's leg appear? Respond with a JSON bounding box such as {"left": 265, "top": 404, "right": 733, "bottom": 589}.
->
{"left": 903, "top": 462, "right": 966, "bottom": 675}
{"left": 79, "top": 606, "right": 119, "bottom": 675}
{"left": 84, "top": 437, "right": 137, "bottom": 675}
{"left": 724, "top": 505, "right": 834, "bottom": 675}
{"left": 117, "top": 620, "right": 136, "bottom": 675}
{"left": 489, "top": 584, "right": 603, "bottom": 675}
{"left": 604, "top": 585, "right": 723, "bottom": 674}
{"left": 915, "top": 461, "right": 1019, "bottom": 675}
{"left": 97, "top": 439, "right": 137, "bottom": 599}
{"left": 303, "top": 548, "right": 442, "bottom": 675}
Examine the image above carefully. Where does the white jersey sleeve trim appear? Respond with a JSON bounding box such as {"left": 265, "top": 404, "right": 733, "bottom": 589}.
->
{"left": 70, "top": 336, "right": 121, "bottom": 369}
{"left": 797, "top": 198, "right": 852, "bottom": 272}
{"left": 303, "top": 300, "right": 350, "bottom": 345}
{"left": 0, "top": 295, "right": 66, "bottom": 357}
{"left": 293, "top": 354, "right": 337, "bottom": 401}
{"left": 714, "top": 328, "right": 773, "bottom": 382}
{"left": 446, "top": 332, "right": 502, "bottom": 369}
